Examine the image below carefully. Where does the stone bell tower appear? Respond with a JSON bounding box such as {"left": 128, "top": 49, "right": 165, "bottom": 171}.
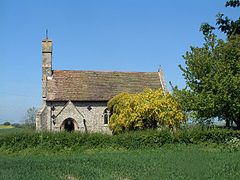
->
{"left": 42, "top": 37, "right": 52, "bottom": 99}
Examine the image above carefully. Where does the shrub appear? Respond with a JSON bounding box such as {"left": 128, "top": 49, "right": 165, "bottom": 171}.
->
{"left": 3, "top": 122, "right": 11, "bottom": 126}
{"left": 1, "top": 127, "right": 240, "bottom": 153}
{"left": 108, "top": 89, "right": 186, "bottom": 134}
{"left": 12, "top": 123, "right": 22, "bottom": 128}
{"left": 225, "top": 137, "right": 240, "bottom": 152}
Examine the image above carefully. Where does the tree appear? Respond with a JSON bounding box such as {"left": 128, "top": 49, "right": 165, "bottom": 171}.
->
{"left": 201, "top": 0, "right": 240, "bottom": 38}
{"left": 3, "top": 122, "right": 11, "bottom": 126}
{"left": 108, "top": 89, "right": 186, "bottom": 134}
{"left": 173, "top": 0, "right": 240, "bottom": 128}
{"left": 173, "top": 1, "right": 240, "bottom": 129}
{"left": 175, "top": 34, "right": 240, "bottom": 129}
{"left": 24, "top": 107, "right": 38, "bottom": 128}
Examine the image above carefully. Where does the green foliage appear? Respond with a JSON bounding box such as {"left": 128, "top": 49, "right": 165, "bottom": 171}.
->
{"left": 1, "top": 128, "right": 240, "bottom": 153}
{"left": 1, "top": 128, "right": 240, "bottom": 179}
{"left": 108, "top": 89, "right": 186, "bottom": 134}
{"left": 200, "top": 0, "right": 240, "bottom": 38}
{"left": 1, "top": 145, "right": 240, "bottom": 179}
{"left": 175, "top": 34, "right": 240, "bottom": 128}
{"left": 0, "top": 127, "right": 34, "bottom": 137}
{"left": 226, "top": 137, "right": 240, "bottom": 152}
{"left": 11, "top": 123, "right": 22, "bottom": 128}
{"left": 174, "top": 1, "right": 240, "bottom": 128}
{"left": 226, "top": 0, "right": 240, "bottom": 7}
{"left": 3, "top": 122, "right": 10, "bottom": 126}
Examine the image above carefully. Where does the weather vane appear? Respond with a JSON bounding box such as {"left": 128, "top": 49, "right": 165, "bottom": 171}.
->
{"left": 46, "top": 29, "right": 48, "bottom": 39}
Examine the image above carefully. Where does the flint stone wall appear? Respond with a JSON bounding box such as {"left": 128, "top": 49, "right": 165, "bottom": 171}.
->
{"left": 37, "top": 101, "right": 111, "bottom": 134}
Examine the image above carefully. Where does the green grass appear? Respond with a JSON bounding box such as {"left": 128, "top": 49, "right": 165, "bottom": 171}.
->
{"left": 1, "top": 127, "right": 240, "bottom": 153}
{"left": 0, "top": 125, "right": 14, "bottom": 129}
{"left": 1, "top": 128, "right": 240, "bottom": 179}
{"left": 1, "top": 144, "right": 240, "bottom": 180}
{"left": 0, "top": 127, "right": 34, "bottom": 136}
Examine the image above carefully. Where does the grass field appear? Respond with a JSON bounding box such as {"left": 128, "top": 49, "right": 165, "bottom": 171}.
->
{"left": 1, "top": 128, "right": 240, "bottom": 180}
{"left": 0, "top": 126, "right": 34, "bottom": 136}
{"left": 1, "top": 145, "right": 240, "bottom": 180}
{"left": 0, "top": 125, "right": 14, "bottom": 129}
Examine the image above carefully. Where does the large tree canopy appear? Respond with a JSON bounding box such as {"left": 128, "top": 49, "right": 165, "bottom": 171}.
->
{"left": 173, "top": 1, "right": 240, "bottom": 129}
{"left": 176, "top": 35, "right": 240, "bottom": 128}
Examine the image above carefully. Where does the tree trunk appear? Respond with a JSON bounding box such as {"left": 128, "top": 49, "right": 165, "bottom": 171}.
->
{"left": 226, "top": 119, "right": 230, "bottom": 128}
{"left": 234, "top": 119, "right": 240, "bottom": 130}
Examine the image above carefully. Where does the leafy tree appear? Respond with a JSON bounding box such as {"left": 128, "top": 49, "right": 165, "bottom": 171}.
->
{"left": 175, "top": 34, "right": 240, "bottom": 129}
{"left": 12, "top": 123, "right": 21, "bottom": 128}
{"left": 3, "top": 122, "right": 11, "bottom": 126}
{"left": 201, "top": 0, "right": 240, "bottom": 38}
{"left": 226, "top": 0, "right": 240, "bottom": 7}
{"left": 108, "top": 89, "right": 186, "bottom": 134}
{"left": 173, "top": 1, "right": 240, "bottom": 129}
{"left": 24, "top": 107, "right": 38, "bottom": 128}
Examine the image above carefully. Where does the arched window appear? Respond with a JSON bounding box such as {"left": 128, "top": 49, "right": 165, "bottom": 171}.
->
{"left": 103, "top": 108, "right": 110, "bottom": 124}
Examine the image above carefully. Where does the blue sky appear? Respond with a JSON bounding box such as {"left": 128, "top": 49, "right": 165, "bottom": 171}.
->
{"left": 0, "top": 0, "right": 239, "bottom": 123}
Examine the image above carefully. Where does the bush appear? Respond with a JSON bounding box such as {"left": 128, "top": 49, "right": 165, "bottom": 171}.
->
{"left": 1, "top": 127, "right": 240, "bottom": 153}
{"left": 108, "top": 89, "right": 186, "bottom": 134}
{"left": 12, "top": 123, "right": 22, "bottom": 128}
{"left": 225, "top": 137, "right": 240, "bottom": 152}
{"left": 3, "top": 122, "right": 11, "bottom": 126}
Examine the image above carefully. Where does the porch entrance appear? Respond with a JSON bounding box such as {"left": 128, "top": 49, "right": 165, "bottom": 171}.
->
{"left": 62, "top": 118, "right": 75, "bottom": 132}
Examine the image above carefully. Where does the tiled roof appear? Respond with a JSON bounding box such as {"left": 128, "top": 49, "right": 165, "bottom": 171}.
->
{"left": 47, "top": 70, "right": 162, "bottom": 101}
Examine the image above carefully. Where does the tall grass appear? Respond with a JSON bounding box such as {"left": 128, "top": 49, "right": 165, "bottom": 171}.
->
{"left": 1, "top": 127, "right": 240, "bottom": 153}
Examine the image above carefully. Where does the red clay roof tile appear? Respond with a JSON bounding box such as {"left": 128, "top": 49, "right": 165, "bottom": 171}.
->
{"left": 47, "top": 70, "right": 162, "bottom": 101}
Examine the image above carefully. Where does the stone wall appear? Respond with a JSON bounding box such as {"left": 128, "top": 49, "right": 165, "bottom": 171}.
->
{"left": 42, "top": 39, "right": 52, "bottom": 99}
{"left": 36, "top": 102, "right": 50, "bottom": 130}
{"left": 37, "top": 101, "right": 111, "bottom": 134}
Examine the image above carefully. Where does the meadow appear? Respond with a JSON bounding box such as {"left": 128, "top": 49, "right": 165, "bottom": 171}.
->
{"left": 1, "top": 127, "right": 240, "bottom": 180}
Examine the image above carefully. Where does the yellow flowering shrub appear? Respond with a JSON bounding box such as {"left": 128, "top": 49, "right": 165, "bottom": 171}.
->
{"left": 108, "top": 89, "right": 186, "bottom": 134}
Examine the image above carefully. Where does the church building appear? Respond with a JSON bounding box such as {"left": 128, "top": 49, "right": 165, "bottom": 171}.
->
{"left": 36, "top": 38, "right": 165, "bottom": 133}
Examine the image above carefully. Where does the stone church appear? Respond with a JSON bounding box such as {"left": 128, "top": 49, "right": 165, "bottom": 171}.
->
{"left": 36, "top": 38, "right": 165, "bottom": 133}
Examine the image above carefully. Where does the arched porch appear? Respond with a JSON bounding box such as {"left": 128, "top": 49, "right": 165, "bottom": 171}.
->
{"left": 60, "top": 118, "right": 78, "bottom": 132}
